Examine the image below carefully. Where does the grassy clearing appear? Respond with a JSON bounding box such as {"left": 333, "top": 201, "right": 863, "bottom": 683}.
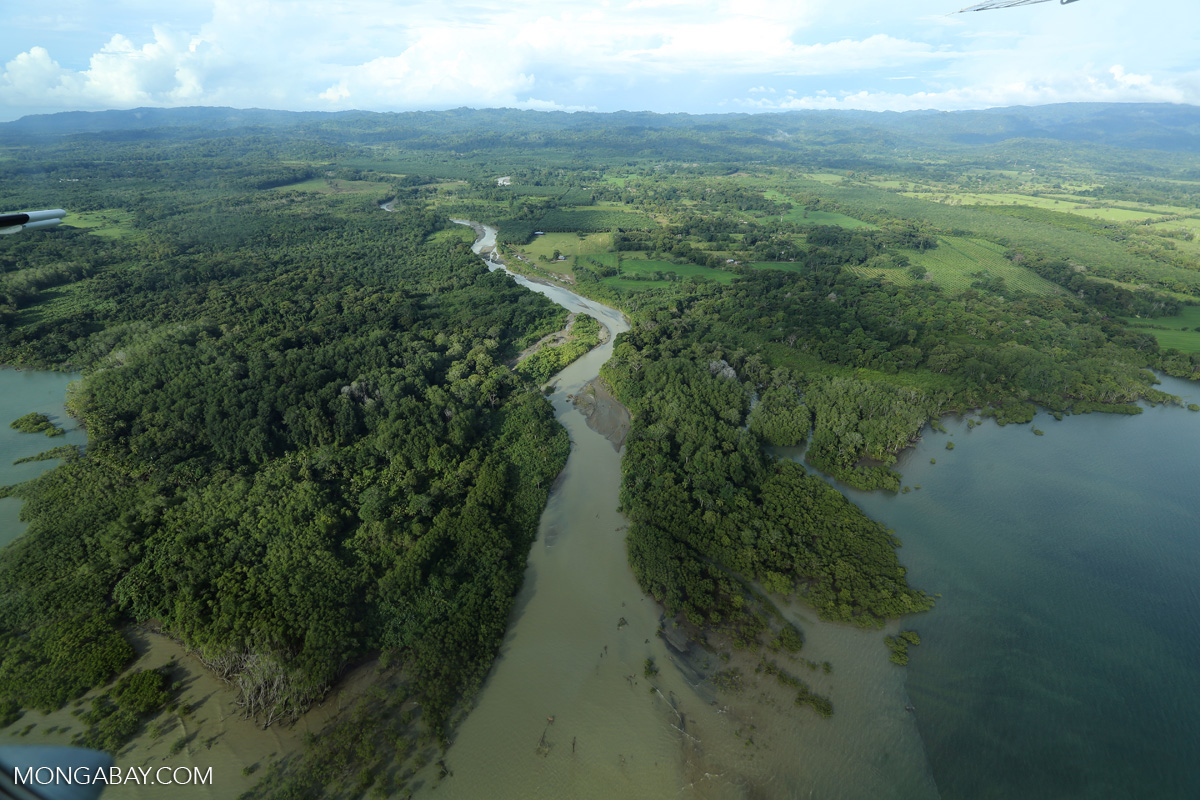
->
{"left": 906, "top": 237, "right": 1061, "bottom": 296}
{"left": 1073, "top": 207, "right": 1165, "bottom": 222}
{"left": 902, "top": 191, "right": 1090, "bottom": 212}
{"left": 426, "top": 225, "right": 476, "bottom": 247}
{"left": 765, "top": 190, "right": 875, "bottom": 229}
{"left": 522, "top": 232, "right": 612, "bottom": 262}
{"left": 906, "top": 191, "right": 1192, "bottom": 223}
{"left": 607, "top": 258, "right": 736, "bottom": 284}
{"left": 801, "top": 173, "right": 846, "bottom": 185}
{"left": 1122, "top": 305, "right": 1200, "bottom": 353}
{"left": 274, "top": 177, "right": 393, "bottom": 195}
{"left": 790, "top": 209, "right": 876, "bottom": 229}
{"left": 1151, "top": 219, "right": 1200, "bottom": 234}
{"left": 590, "top": 257, "right": 736, "bottom": 290}
{"left": 62, "top": 209, "right": 139, "bottom": 239}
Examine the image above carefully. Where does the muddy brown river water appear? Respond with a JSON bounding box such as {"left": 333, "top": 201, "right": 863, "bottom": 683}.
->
{"left": 431, "top": 224, "right": 939, "bottom": 799}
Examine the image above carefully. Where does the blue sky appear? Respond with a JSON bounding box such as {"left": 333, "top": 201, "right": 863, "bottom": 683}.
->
{"left": 1, "top": 0, "right": 1197, "bottom": 121}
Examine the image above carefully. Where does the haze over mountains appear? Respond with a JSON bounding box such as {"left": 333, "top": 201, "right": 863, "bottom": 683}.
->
{"left": 2, "top": 102, "right": 1198, "bottom": 154}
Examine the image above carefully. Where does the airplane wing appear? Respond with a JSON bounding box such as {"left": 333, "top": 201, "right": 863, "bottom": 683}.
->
{"left": 957, "top": 0, "right": 1080, "bottom": 11}
{"left": 0, "top": 210, "right": 67, "bottom": 235}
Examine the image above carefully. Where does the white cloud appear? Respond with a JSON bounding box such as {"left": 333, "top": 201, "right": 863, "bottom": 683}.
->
{"left": 735, "top": 65, "right": 1197, "bottom": 112}
{"left": 1, "top": 29, "right": 209, "bottom": 110}
{"left": 0, "top": 0, "right": 1197, "bottom": 118}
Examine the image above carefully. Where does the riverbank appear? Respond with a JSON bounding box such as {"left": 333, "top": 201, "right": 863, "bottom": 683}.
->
{"left": 0, "top": 626, "right": 362, "bottom": 799}
{"left": 426, "top": 224, "right": 937, "bottom": 800}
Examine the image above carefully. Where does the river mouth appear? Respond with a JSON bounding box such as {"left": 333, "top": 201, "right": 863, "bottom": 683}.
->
{"left": 428, "top": 224, "right": 938, "bottom": 800}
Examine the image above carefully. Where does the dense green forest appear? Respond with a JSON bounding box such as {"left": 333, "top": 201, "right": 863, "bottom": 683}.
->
{"left": 0, "top": 158, "right": 579, "bottom": 751}
{"left": 3, "top": 103, "right": 1200, "bottom": 794}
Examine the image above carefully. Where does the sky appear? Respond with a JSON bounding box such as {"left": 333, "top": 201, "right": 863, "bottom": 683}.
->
{"left": 1, "top": 0, "right": 1197, "bottom": 121}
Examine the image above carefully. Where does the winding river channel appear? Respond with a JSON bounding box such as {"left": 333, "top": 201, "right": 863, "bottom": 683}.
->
{"left": 432, "top": 224, "right": 938, "bottom": 799}
{"left": 3, "top": 215, "right": 1192, "bottom": 798}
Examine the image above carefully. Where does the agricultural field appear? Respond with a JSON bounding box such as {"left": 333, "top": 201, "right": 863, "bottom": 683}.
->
{"left": 1150, "top": 218, "right": 1200, "bottom": 235}
{"left": 900, "top": 191, "right": 1091, "bottom": 211}
{"left": 274, "top": 177, "right": 393, "bottom": 195}
{"left": 426, "top": 225, "right": 476, "bottom": 247}
{"left": 1121, "top": 305, "right": 1200, "bottom": 353}
{"left": 786, "top": 208, "right": 876, "bottom": 229}
{"left": 533, "top": 208, "right": 656, "bottom": 233}
{"left": 597, "top": 257, "right": 736, "bottom": 290}
{"left": 902, "top": 236, "right": 1061, "bottom": 295}
{"left": 764, "top": 190, "right": 876, "bottom": 229}
{"left": 521, "top": 231, "right": 613, "bottom": 263}
{"left": 801, "top": 172, "right": 847, "bottom": 185}
{"left": 1072, "top": 207, "right": 1168, "bottom": 222}
{"left": 61, "top": 208, "right": 139, "bottom": 239}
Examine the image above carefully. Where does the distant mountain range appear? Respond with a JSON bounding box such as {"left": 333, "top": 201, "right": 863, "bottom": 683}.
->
{"left": 2, "top": 102, "right": 1198, "bottom": 153}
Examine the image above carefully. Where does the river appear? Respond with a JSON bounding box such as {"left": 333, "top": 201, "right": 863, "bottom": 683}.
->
{"left": 0, "top": 368, "right": 87, "bottom": 548}
{"left": 435, "top": 225, "right": 1200, "bottom": 798}
{"left": 431, "top": 225, "right": 938, "bottom": 799}
{"left": 7, "top": 226, "right": 1193, "bottom": 797}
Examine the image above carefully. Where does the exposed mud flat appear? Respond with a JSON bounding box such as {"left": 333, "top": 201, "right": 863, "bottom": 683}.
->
{"left": 0, "top": 629, "right": 378, "bottom": 799}
{"left": 570, "top": 378, "right": 630, "bottom": 451}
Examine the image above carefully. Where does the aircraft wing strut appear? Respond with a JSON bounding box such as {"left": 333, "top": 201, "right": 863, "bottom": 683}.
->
{"left": 957, "top": 0, "right": 1080, "bottom": 11}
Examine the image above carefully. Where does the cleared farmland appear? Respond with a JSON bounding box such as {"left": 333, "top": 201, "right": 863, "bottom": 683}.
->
{"left": 853, "top": 236, "right": 1062, "bottom": 296}
{"left": 1121, "top": 305, "right": 1200, "bottom": 353}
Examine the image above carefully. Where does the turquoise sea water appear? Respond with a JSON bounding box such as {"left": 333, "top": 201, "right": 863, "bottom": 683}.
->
{"left": 841, "top": 375, "right": 1200, "bottom": 799}
{"left": 0, "top": 368, "right": 85, "bottom": 548}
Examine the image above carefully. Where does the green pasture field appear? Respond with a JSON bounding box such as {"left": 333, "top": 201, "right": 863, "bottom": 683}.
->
{"left": 426, "top": 225, "right": 477, "bottom": 247}
{"left": 908, "top": 237, "right": 1061, "bottom": 296}
{"left": 596, "top": 257, "right": 736, "bottom": 289}
{"left": 764, "top": 190, "right": 875, "bottom": 229}
{"left": 914, "top": 190, "right": 1191, "bottom": 223}
{"left": 792, "top": 209, "right": 876, "bottom": 229}
{"left": 1073, "top": 207, "right": 1166, "bottom": 222}
{"left": 274, "top": 177, "right": 393, "bottom": 195}
{"left": 1122, "top": 305, "right": 1200, "bottom": 353}
{"left": 520, "top": 232, "right": 613, "bottom": 269}
{"left": 902, "top": 191, "right": 1091, "bottom": 212}
{"left": 62, "top": 209, "right": 140, "bottom": 239}
{"left": 801, "top": 173, "right": 846, "bottom": 185}
{"left": 1151, "top": 218, "right": 1200, "bottom": 235}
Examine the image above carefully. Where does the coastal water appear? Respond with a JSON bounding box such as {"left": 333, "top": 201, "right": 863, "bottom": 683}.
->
{"left": 448, "top": 222, "right": 1200, "bottom": 798}
{"left": 0, "top": 368, "right": 86, "bottom": 548}
{"left": 839, "top": 376, "right": 1200, "bottom": 799}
